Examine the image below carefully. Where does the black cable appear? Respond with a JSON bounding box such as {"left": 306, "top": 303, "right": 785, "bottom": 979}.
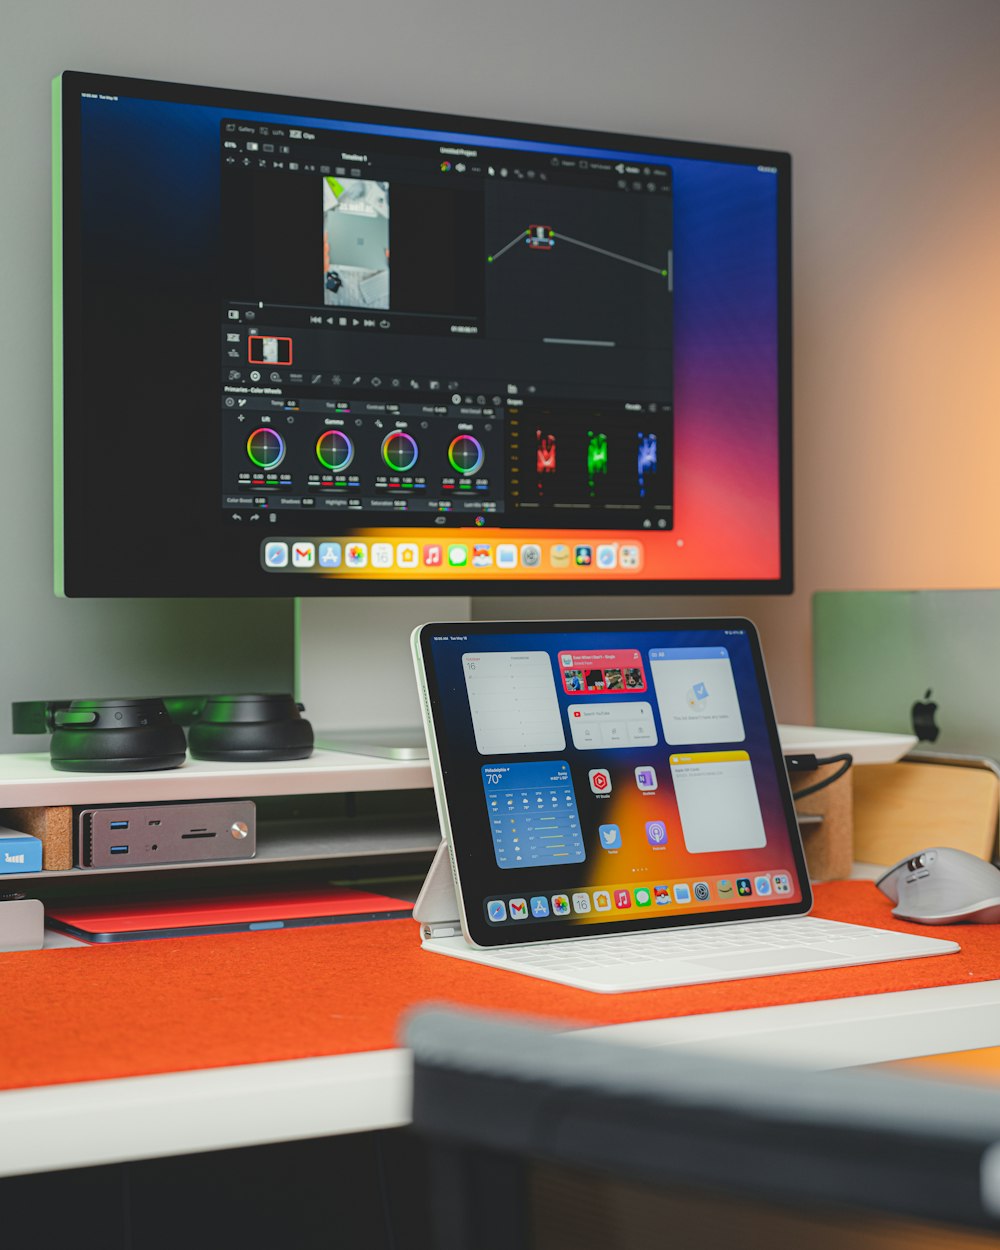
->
{"left": 785, "top": 752, "right": 854, "bottom": 801}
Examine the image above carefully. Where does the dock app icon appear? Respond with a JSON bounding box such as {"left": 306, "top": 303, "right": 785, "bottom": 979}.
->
{"left": 292, "top": 542, "right": 315, "bottom": 568}
{"left": 264, "top": 541, "right": 288, "bottom": 568}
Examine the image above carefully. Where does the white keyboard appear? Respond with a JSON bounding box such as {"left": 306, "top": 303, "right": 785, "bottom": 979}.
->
{"left": 423, "top": 917, "right": 960, "bottom": 993}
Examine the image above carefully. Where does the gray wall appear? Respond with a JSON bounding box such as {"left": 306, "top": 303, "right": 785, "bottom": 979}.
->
{"left": 4, "top": 0, "right": 1000, "bottom": 751}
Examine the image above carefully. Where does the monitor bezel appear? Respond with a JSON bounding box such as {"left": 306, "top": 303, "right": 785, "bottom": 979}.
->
{"left": 55, "top": 70, "right": 792, "bottom": 598}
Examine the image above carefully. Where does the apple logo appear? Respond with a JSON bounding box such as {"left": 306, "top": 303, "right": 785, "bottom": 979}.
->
{"left": 910, "top": 689, "right": 940, "bottom": 742}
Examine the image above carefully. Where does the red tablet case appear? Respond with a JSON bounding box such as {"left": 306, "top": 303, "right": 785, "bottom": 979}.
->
{"left": 46, "top": 886, "right": 412, "bottom": 943}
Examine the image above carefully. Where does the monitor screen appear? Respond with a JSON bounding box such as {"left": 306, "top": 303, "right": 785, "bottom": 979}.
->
{"left": 55, "top": 72, "right": 790, "bottom": 597}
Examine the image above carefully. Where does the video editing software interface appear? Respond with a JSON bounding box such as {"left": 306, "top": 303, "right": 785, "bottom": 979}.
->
{"left": 425, "top": 624, "right": 806, "bottom": 942}
{"left": 61, "top": 75, "right": 787, "bottom": 595}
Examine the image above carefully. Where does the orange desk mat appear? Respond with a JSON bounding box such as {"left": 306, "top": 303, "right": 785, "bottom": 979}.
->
{"left": 1, "top": 881, "right": 998, "bottom": 1092}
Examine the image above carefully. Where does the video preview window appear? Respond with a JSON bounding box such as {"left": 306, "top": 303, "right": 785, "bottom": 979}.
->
{"left": 323, "top": 177, "right": 390, "bottom": 309}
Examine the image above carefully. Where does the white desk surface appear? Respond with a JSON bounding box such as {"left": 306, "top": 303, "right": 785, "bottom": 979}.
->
{"left": 0, "top": 727, "right": 967, "bottom": 1182}
{"left": 1, "top": 979, "right": 998, "bottom": 1180}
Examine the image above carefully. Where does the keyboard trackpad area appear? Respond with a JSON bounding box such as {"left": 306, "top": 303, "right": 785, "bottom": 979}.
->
{"left": 690, "top": 948, "right": 839, "bottom": 973}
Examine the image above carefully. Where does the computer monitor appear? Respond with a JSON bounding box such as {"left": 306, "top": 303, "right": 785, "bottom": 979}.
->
{"left": 54, "top": 72, "right": 791, "bottom": 599}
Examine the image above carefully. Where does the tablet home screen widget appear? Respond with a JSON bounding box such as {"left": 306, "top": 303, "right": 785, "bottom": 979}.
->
{"left": 668, "top": 751, "right": 766, "bottom": 854}
{"left": 482, "top": 761, "right": 584, "bottom": 869}
{"left": 649, "top": 647, "right": 745, "bottom": 745}
{"left": 570, "top": 702, "right": 657, "bottom": 750}
{"left": 464, "top": 650, "right": 565, "bottom": 755}
{"left": 559, "top": 649, "right": 647, "bottom": 696}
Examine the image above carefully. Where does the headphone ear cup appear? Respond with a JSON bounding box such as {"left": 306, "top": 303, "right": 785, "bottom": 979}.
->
{"left": 49, "top": 699, "right": 187, "bottom": 772}
{"left": 188, "top": 694, "right": 313, "bottom": 762}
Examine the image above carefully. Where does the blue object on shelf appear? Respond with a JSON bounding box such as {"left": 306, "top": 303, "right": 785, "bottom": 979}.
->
{"left": 0, "top": 831, "right": 42, "bottom": 874}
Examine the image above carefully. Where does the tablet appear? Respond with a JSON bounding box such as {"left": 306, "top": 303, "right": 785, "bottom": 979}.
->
{"left": 46, "top": 886, "right": 412, "bottom": 943}
{"left": 413, "top": 618, "right": 812, "bottom": 948}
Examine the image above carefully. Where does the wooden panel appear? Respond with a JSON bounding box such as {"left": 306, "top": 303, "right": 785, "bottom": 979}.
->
{"left": 1, "top": 806, "right": 73, "bottom": 871}
{"left": 794, "top": 764, "right": 853, "bottom": 881}
{"left": 853, "top": 762, "right": 998, "bottom": 867}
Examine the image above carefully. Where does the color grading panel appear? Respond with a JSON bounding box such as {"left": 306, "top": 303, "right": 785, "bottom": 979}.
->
{"left": 223, "top": 397, "right": 504, "bottom": 518}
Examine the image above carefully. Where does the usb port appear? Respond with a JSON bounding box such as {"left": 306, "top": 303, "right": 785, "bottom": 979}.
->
{"left": 110, "top": 820, "right": 129, "bottom": 829}
{"left": 110, "top": 845, "right": 129, "bottom": 855}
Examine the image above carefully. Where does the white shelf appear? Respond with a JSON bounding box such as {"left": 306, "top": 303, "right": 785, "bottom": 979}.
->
{"left": 0, "top": 728, "right": 910, "bottom": 810}
{"left": 0, "top": 817, "right": 440, "bottom": 881}
{"left": 0, "top": 748, "right": 432, "bottom": 809}
{"left": 778, "top": 724, "right": 916, "bottom": 765}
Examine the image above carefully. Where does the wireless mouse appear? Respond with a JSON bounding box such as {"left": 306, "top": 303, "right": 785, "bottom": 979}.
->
{"left": 876, "top": 847, "right": 1000, "bottom": 924}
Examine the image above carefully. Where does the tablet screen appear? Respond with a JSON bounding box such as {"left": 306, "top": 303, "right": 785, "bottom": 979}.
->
{"left": 418, "top": 619, "right": 811, "bottom": 946}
